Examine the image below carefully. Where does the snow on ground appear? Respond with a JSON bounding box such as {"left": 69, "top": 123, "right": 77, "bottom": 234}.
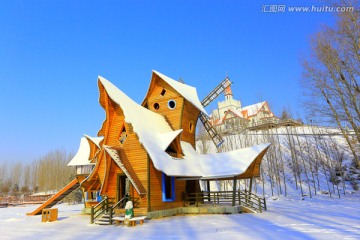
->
{"left": 1, "top": 194, "right": 359, "bottom": 240}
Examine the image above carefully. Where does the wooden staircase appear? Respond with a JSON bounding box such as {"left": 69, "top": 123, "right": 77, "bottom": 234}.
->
{"left": 94, "top": 213, "right": 112, "bottom": 225}
{"left": 91, "top": 195, "right": 147, "bottom": 225}
{"left": 27, "top": 178, "right": 79, "bottom": 215}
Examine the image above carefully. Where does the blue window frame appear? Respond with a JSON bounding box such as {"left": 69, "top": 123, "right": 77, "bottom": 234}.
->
{"left": 162, "top": 173, "right": 175, "bottom": 202}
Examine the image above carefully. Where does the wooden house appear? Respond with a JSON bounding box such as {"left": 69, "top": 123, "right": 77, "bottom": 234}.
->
{"left": 28, "top": 71, "right": 270, "bottom": 219}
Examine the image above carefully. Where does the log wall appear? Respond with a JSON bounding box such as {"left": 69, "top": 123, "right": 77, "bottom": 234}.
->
{"left": 180, "top": 99, "right": 200, "bottom": 147}
{"left": 145, "top": 79, "right": 184, "bottom": 130}
{"left": 148, "top": 160, "right": 186, "bottom": 212}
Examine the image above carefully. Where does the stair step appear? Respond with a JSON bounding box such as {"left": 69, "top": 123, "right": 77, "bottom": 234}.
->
{"left": 95, "top": 221, "right": 110, "bottom": 225}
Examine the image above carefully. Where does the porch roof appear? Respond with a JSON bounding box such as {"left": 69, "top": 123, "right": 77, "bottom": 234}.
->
{"left": 67, "top": 137, "right": 102, "bottom": 166}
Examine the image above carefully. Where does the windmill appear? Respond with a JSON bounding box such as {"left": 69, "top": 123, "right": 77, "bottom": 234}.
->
{"left": 198, "top": 77, "right": 232, "bottom": 148}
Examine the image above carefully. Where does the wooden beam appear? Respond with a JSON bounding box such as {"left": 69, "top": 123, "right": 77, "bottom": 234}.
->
{"left": 207, "top": 180, "right": 211, "bottom": 201}
{"left": 249, "top": 177, "right": 253, "bottom": 194}
{"left": 232, "top": 177, "right": 237, "bottom": 206}
{"left": 104, "top": 146, "right": 146, "bottom": 196}
{"left": 147, "top": 154, "right": 151, "bottom": 213}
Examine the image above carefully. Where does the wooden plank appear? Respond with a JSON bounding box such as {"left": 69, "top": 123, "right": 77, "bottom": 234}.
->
{"left": 180, "top": 99, "right": 200, "bottom": 147}
{"left": 27, "top": 179, "right": 79, "bottom": 216}
{"left": 104, "top": 146, "right": 146, "bottom": 196}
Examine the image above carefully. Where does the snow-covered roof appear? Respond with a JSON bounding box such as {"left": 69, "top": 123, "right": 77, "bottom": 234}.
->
{"left": 98, "top": 76, "right": 183, "bottom": 152}
{"left": 67, "top": 137, "right": 102, "bottom": 166}
{"left": 213, "top": 109, "right": 245, "bottom": 126}
{"left": 99, "top": 76, "right": 270, "bottom": 179}
{"left": 84, "top": 134, "right": 102, "bottom": 148}
{"left": 181, "top": 142, "right": 270, "bottom": 179}
{"left": 241, "top": 101, "right": 266, "bottom": 117}
{"left": 152, "top": 70, "right": 207, "bottom": 115}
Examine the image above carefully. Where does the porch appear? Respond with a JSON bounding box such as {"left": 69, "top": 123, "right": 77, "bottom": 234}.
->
{"left": 183, "top": 190, "right": 266, "bottom": 213}
{"left": 90, "top": 189, "right": 266, "bottom": 224}
{"left": 147, "top": 189, "right": 266, "bottom": 218}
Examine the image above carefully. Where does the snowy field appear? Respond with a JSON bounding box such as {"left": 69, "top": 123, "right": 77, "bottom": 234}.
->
{"left": 1, "top": 194, "right": 359, "bottom": 240}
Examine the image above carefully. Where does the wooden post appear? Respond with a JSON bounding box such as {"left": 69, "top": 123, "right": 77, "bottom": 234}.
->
{"left": 207, "top": 180, "right": 210, "bottom": 202}
{"left": 109, "top": 207, "right": 113, "bottom": 225}
{"left": 213, "top": 192, "right": 216, "bottom": 206}
{"left": 232, "top": 177, "right": 237, "bottom": 206}
{"left": 147, "top": 155, "right": 151, "bottom": 213}
{"left": 105, "top": 197, "right": 108, "bottom": 213}
{"left": 249, "top": 177, "right": 253, "bottom": 194}
{"left": 258, "top": 198, "right": 262, "bottom": 213}
{"left": 183, "top": 191, "right": 187, "bottom": 207}
{"left": 263, "top": 197, "right": 267, "bottom": 211}
{"left": 245, "top": 189, "right": 248, "bottom": 204}
{"left": 90, "top": 207, "right": 94, "bottom": 224}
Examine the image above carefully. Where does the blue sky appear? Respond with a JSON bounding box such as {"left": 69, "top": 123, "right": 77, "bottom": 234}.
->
{"left": 0, "top": 1, "right": 336, "bottom": 163}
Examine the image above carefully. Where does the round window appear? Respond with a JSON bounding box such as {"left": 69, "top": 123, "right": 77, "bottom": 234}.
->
{"left": 168, "top": 100, "right": 176, "bottom": 109}
{"left": 189, "top": 120, "right": 194, "bottom": 133}
{"left": 153, "top": 103, "right": 160, "bottom": 110}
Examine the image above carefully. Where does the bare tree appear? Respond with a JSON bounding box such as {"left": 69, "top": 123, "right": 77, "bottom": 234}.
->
{"left": 302, "top": 1, "right": 360, "bottom": 167}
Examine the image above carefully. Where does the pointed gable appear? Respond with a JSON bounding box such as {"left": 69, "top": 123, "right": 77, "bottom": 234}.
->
{"left": 97, "top": 76, "right": 184, "bottom": 159}
{"left": 241, "top": 101, "right": 266, "bottom": 117}
{"left": 84, "top": 134, "right": 103, "bottom": 163}
{"left": 142, "top": 70, "right": 207, "bottom": 115}
{"left": 68, "top": 136, "right": 102, "bottom": 166}
{"left": 223, "top": 109, "right": 244, "bottom": 120}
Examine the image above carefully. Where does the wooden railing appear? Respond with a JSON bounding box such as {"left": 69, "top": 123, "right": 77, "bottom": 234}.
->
{"left": 90, "top": 196, "right": 108, "bottom": 224}
{"left": 184, "top": 190, "right": 267, "bottom": 213}
{"left": 108, "top": 195, "right": 128, "bottom": 225}
{"left": 91, "top": 195, "right": 140, "bottom": 225}
{"left": 238, "top": 189, "right": 267, "bottom": 213}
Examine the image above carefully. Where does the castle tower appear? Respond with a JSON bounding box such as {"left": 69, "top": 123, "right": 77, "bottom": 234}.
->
{"left": 212, "top": 81, "right": 242, "bottom": 120}
{"left": 224, "top": 79, "right": 233, "bottom": 101}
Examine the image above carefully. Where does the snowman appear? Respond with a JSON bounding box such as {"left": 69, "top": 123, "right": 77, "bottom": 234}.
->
{"left": 124, "top": 201, "right": 134, "bottom": 226}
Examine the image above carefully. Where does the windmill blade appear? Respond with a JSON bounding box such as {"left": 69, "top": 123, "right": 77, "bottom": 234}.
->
{"left": 201, "top": 77, "right": 232, "bottom": 107}
{"left": 199, "top": 112, "right": 224, "bottom": 147}
{"left": 198, "top": 77, "right": 232, "bottom": 148}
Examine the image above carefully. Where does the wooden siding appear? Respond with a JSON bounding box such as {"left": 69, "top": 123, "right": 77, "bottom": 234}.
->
{"left": 97, "top": 81, "right": 107, "bottom": 137}
{"left": 148, "top": 160, "right": 186, "bottom": 212}
{"left": 180, "top": 99, "right": 200, "bottom": 147}
{"left": 144, "top": 77, "right": 184, "bottom": 130}
{"left": 100, "top": 98, "right": 124, "bottom": 195}
{"left": 97, "top": 97, "right": 149, "bottom": 208}
{"left": 102, "top": 159, "right": 122, "bottom": 201}
{"left": 85, "top": 137, "right": 100, "bottom": 161}
{"left": 121, "top": 123, "right": 148, "bottom": 210}
{"left": 236, "top": 146, "right": 269, "bottom": 179}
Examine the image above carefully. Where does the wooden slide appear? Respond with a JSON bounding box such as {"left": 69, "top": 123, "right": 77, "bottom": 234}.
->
{"left": 26, "top": 178, "right": 79, "bottom": 216}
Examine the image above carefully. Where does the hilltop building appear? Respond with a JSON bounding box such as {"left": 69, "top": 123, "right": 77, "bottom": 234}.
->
{"left": 210, "top": 83, "right": 301, "bottom": 133}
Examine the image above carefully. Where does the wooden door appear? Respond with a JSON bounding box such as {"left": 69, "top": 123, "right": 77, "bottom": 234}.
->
{"left": 117, "top": 174, "right": 129, "bottom": 203}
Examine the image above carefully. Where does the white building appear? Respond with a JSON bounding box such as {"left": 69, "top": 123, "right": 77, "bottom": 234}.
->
{"left": 210, "top": 84, "right": 278, "bottom": 133}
